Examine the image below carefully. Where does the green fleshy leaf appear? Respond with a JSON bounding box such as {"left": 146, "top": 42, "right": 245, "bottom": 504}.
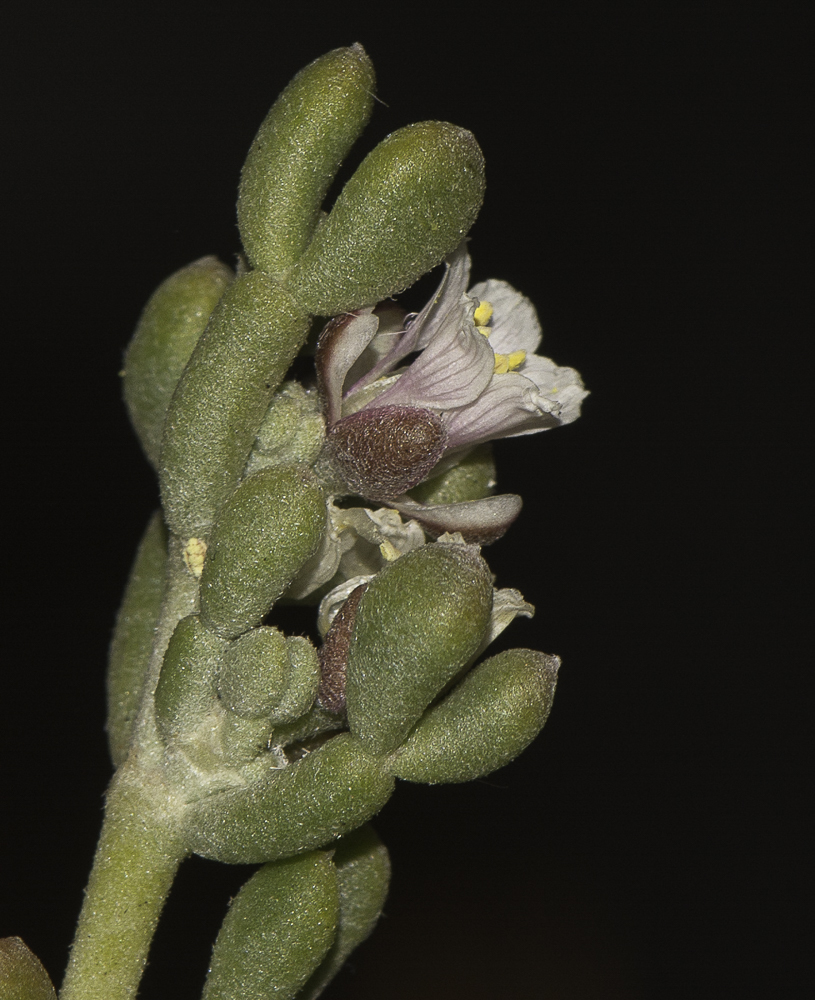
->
{"left": 288, "top": 121, "right": 485, "bottom": 315}
{"left": 186, "top": 734, "right": 394, "bottom": 864}
{"left": 199, "top": 465, "right": 327, "bottom": 639}
{"left": 202, "top": 852, "right": 339, "bottom": 1000}
{"left": 296, "top": 825, "right": 390, "bottom": 1000}
{"left": 390, "top": 648, "right": 560, "bottom": 783}
{"left": 345, "top": 544, "right": 493, "bottom": 755}
{"left": 159, "top": 272, "right": 310, "bottom": 537}
{"left": 107, "top": 511, "right": 167, "bottom": 767}
{"left": 123, "top": 257, "right": 233, "bottom": 469}
{"left": 0, "top": 938, "right": 57, "bottom": 1000}
{"left": 238, "top": 45, "right": 375, "bottom": 273}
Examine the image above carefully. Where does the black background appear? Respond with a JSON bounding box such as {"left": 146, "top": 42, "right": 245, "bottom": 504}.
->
{"left": 3, "top": 5, "right": 807, "bottom": 998}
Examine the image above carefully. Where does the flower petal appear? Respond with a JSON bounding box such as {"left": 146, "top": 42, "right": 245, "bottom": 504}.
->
{"left": 387, "top": 494, "right": 522, "bottom": 545}
{"left": 348, "top": 241, "right": 473, "bottom": 391}
{"left": 476, "top": 587, "right": 535, "bottom": 658}
{"left": 412, "top": 240, "right": 472, "bottom": 350}
{"left": 315, "top": 310, "right": 379, "bottom": 424}
{"left": 518, "top": 356, "right": 590, "bottom": 427}
{"left": 444, "top": 360, "right": 587, "bottom": 449}
{"left": 373, "top": 309, "right": 495, "bottom": 410}
{"left": 468, "top": 278, "right": 542, "bottom": 354}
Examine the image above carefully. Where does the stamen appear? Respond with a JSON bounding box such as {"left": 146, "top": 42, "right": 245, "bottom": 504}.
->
{"left": 473, "top": 300, "right": 493, "bottom": 326}
{"left": 493, "top": 350, "right": 526, "bottom": 374}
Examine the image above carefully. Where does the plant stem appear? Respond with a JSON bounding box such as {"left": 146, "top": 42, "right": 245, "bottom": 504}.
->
{"left": 60, "top": 771, "right": 186, "bottom": 1000}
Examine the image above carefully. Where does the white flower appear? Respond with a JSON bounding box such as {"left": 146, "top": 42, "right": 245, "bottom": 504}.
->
{"left": 314, "top": 242, "right": 587, "bottom": 540}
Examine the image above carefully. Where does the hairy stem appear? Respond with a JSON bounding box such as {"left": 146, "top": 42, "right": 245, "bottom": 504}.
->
{"left": 60, "top": 772, "right": 186, "bottom": 1000}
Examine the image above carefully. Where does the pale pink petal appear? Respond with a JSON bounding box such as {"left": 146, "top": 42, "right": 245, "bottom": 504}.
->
{"left": 315, "top": 310, "right": 379, "bottom": 424}
{"left": 350, "top": 241, "right": 473, "bottom": 392}
{"left": 387, "top": 494, "right": 523, "bottom": 545}
{"left": 514, "top": 356, "right": 589, "bottom": 427}
{"left": 373, "top": 317, "right": 495, "bottom": 410}
{"left": 444, "top": 372, "right": 563, "bottom": 448}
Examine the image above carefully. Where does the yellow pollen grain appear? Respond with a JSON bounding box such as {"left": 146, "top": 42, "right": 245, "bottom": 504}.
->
{"left": 473, "top": 301, "right": 493, "bottom": 326}
{"left": 183, "top": 537, "right": 207, "bottom": 578}
{"left": 379, "top": 539, "right": 401, "bottom": 561}
{"left": 493, "top": 349, "right": 526, "bottom": 374}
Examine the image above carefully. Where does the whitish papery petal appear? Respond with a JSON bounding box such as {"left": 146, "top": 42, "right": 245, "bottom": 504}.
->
{"left": 517, "top": 356, "right": 589, "bottom": 427}
{"left": 443, "top": 372, "right": 563, "bottom": 448}
{"left": 485, "top": 588, "right": 535, "bottom": 647}
{"left": 468, "top": 278, "right": 543, "bottom": 354}
{"left": 387, "top": 494, "right": 522, "bottom": 545}
{"left": 316, "top": 310, "right": 379, "bottom": 424}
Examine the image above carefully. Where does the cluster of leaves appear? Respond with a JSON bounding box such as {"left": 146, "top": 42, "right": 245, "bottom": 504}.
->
{"left": 2, "top": 45, "right": 575, "bottom": 1000}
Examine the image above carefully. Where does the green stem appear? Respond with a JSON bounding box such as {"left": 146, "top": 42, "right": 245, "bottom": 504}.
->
{"left": 60, "top": 771, "right": 186, "bottom": 1000}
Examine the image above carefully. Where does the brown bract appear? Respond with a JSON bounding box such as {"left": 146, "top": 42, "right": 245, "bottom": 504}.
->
{"left": 327, "top": 405, "right": 447, "bottom": 502}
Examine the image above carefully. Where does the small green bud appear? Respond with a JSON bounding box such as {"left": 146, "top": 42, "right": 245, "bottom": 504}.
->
{"left": 159, "top": 272, "right": 310, "bottom": 537}
{"left": 245, "top": 380, "right": 326, "bottom": 476}
{"left": 123, "top": 257, "right": 233, "bottom": 468}
{"left": 186, "top": 733, "right": 394, "bottom": 864}
{"left": 154, "top": 615, "right": 227, "bottom": 749}
{"left": 218, "top": 627, "right": 319, "bottom": 723}
{"left": 199, "top": 465, "right": 327, "bottom": 639}
{"left": 289, "top": 121, "right": 486, "bottom": 315}
{"left": 107, "top": 511, "right": 167, "bottom": 767}
{"left": 218, "top": 627, "right": 290, "bottom": 717}
{"left": 276, "top": 636, "right": 322, "bottom": 722}
{"left": 238, "top": 45, "right": 375, "bottom": 273}
{"left": 0, "top": 938, "right": 57, "bottom": 1000}
{"left": 297, "top": 826, "right": 390, "bottom": 1000}
{"left": 408, "top": 443, "right": 496, "bottom": 505}
{"left": 391, "top": 648, "right": 560, "bottom": 784}
{"left": 202, "top": 852, "right": 338, "bottom": 1000}
{"left": 345, "top": 544, "right": 493, "bottom": 755}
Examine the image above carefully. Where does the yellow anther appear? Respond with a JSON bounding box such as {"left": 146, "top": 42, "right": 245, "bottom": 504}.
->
{"left": 473, "top": 300, "right": 493, "bottom": 326}
{"left": 493, "top": 350, "right": 526, "bottom": 374}
{"left": 379, "top": 539, "right": 401, "bottom": 561}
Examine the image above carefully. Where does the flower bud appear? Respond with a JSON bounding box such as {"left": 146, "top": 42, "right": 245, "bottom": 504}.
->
{"left": 199, "top": 466, "right": 327, "bottom": 639}
{"left": 159, "top": 272, "right": 310, "bottom": 538}
{"left": 289, "top": 121, "right": 486, "bottom": 315}
{"left": 345, "top": 544, "right": 493, "bottom": 755}
{"left": 238, "top": 45, "right": 375, "bottom": 273}
{"left": 186, "top": 733, "right": 394, "bottom": 864}
{"left": 153, "top": 615, "right": 227, "bottom": 751}
{"left": 218, "top": 627, "right": 319, "bottom": 723}
{"left": 391, "top": 648, "right": 560, "bottom": 783}
{"left": 245, "top": 380, "right": 326, "bottom": 476}
{"left": 201, "top": 852, "right": 338, "bottom": 1000}
{"left": 123, "top": 257, "right": 233, "bottom": 469}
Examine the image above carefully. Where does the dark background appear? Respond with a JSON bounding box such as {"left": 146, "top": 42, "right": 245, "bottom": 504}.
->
{"left": 4, "top": 5, "right": 807, "bottom": 998}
